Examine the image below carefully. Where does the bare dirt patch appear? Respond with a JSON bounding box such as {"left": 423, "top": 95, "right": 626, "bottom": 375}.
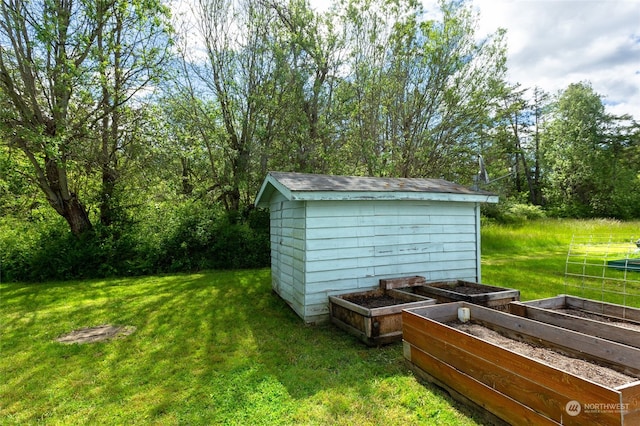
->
{"left": 448, "top": 321, "right": 638, "bottom": 388}
{"left": 56, "top": 324, "right": 136, "bottom": 344}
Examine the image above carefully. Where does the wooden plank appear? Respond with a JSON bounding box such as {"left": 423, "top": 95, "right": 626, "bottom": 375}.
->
{"left": 470, "top": 304, "right": 640, "bottom": 376}
{"left": 619, "top": 380, "right": 640, "bottom": 424}
{"left": 402, "top": 309, "right": 621, "bottom": 406}
{"left": 403, "top": 322, "right": 620, "bottom": 425}
{"left": 379, "top": 276, "right": 426, "bottom": 290}
{"left": 403, "top": 302, "right": 460, "bottom": 323}
{"left": 513, "top": 303, "right": 640, "bottom": 349}
{"left": 405, "top": 343, "right": 558, "bottom": 425}
{"left": 328, "top": 295, "right": 371, "bottom": 317}
{"left": 519, "top": 295, "right": 567, "bottom": 310}
{"left": 565, "top": 295, "right": 640, "bottom": 323}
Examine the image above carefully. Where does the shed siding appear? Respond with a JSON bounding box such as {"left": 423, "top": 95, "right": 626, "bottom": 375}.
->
{"left": 269, "top": 194, "right": 306, "bottom": 318}
{"left": 302, "top": 200, "right": 480, "bottom": 320}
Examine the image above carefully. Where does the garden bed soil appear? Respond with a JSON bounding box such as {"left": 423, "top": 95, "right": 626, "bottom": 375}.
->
{"left": 395, "top": 280, "right": 520, "bottom": 310}
{"left": 341, "top": 293, "right": 411, "bottom": 309}
{"left": 402, "top": 302, "right": 640, "bottom": 425}
{"left": 447, "top": 320, "right": 637, "bottom": 388}
{"left": 329, "top": 288, "right": 435, "bottom": 346}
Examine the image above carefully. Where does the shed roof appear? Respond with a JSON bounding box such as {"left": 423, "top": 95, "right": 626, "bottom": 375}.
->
{"left": 255, "top": 172, "right": 498, "bottom": 207}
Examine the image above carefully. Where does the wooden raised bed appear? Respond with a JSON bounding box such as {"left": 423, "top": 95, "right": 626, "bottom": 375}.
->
{"left": 403, "top": 302, "right": 640, "bottom": 425}
{"left": 510, "top": 295, "right": 640, "bottom": 349}
{"left": 329, "top": 288, "right": 435, "bottom": 346}
{"left": 394, "top": 280, "right": 520, "bottom": 310}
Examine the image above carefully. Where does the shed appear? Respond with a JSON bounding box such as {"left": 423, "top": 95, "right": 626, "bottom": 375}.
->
{"left": 255, "top": 171, "right": 498, "bottom": 323}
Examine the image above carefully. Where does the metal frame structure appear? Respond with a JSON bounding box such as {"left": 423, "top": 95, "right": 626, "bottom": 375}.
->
{"left": 565, "top": 233, "right": 640, "bottom": 308}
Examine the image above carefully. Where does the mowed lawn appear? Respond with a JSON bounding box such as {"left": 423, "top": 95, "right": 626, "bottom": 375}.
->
{"left": 1, "top": 219, "right": 639, "bottom": 424}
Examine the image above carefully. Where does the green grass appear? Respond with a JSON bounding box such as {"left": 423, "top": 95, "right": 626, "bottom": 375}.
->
{"left": 2, "top": 218, "right": 639, "bottom": 424}
{"left": 1, "top": 270, "right": 479, "bottom": 425}
{"left": 481, "top": 218, "right": 640, "bottom": 306}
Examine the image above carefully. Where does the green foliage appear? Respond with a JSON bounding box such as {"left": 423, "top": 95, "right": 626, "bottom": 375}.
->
{"left": 0, "top": 202, "right": 270, "bottom": 282}
{"left": 153, "top": 204, "right": 270, "bottom": 273}
{"left": 541, "top": 82, "right": 640, "bottom": 219}
{"left": 482, "top": 201, "right": 546, "bottom": 224}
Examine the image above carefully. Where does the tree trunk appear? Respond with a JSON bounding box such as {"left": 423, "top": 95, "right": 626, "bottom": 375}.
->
{"left": 59, "top": 194, "right": 93, "bottom": 236}
{"left": 38, "top": 155, "right": 93, "bottom": 236}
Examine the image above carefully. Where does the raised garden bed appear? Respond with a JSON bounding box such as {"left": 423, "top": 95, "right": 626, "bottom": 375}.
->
{"left": 394, "top": 280, "right": 519, "bottom": 310}
{"left": 510, "top": 295, "right": 640, "bottom": 349}
{"left": 329, "top": 288, "right": 435, "bottom": 346}
{"left": 402, "top": 302, "right": 640, "bottom": 425}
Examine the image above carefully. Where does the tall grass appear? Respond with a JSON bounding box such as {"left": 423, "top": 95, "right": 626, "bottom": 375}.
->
{"left": 481, "top": 218, "right": 640, "bottom": 304}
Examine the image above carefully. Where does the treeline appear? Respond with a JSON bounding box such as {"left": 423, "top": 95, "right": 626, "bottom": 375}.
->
{"left": 1, "top": 0, "right": 639, "bottom": 281}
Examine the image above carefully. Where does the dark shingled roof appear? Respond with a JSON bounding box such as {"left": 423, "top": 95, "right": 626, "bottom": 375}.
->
{"left": 267, "top": 171, "right": 493, "bottom": 196}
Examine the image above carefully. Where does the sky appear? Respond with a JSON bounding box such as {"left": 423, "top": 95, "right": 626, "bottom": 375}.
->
{"left": 310, "top": 0, "right": 640, "bottom": 119}
{"left": 473, "top": 0, "right": 640, "bottom": 119}
{"left": 173, "top": 0, "right": 640, "bottom": 118}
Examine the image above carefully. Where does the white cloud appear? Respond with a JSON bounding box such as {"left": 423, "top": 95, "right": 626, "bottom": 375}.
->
{"left": 473, "top": 0, "right": 640, "bottom": 118}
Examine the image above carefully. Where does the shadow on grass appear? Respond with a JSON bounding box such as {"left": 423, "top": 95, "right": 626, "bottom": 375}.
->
{"left": 1, "top": 270, "right": 483, "bottom": 425}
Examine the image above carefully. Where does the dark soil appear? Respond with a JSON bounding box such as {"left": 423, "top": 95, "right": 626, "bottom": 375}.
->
{"left": 447, "top": 320, "right": 638, "bottom": 388}
{"left": 343, "top": 294, "right": 410, "bottom": 308}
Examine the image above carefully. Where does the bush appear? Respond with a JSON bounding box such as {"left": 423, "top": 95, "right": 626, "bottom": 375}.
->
{"left": 0, "top": 202, "right": 271, "bottom": 282}
{"left": 482, "top": 201, "right": 546, "bottom": 225}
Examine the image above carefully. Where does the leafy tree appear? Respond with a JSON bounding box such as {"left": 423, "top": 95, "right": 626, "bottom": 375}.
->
{"left": 0, "top": 0, "right": 172, "bottom": 235}
{"left": 335, "top": 0, "right": 508, "bottom": 182}
{"left": 489, "top": 84, "right": 549, "bottom": 204}
{"left": 542, "top": 82, "right": 640, "bottom": 218}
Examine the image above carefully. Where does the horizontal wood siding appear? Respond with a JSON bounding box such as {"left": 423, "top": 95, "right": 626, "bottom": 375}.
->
{"left": 303, "top": 200, "right": 479, "bottom": 320}
{"left": 270, "top": 195, "right": 306, "bottom": 319}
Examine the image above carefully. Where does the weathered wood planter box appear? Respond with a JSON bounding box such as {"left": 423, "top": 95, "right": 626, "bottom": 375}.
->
{"left": 329, "top": 288, "right": 435, "bottom": 346}
{"left": 403, "top": 302, "right": 640, "bottom": 425}
{"left": 395, "top": 280, "right": 520, "bottom": 310}
{"left": 510, "top": 295, "right": 640, "bottom": 349}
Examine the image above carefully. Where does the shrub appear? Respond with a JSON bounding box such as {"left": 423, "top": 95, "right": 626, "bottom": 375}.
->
{"left": 482, "top": 201, "right": 546, "bottom": 225}
{"left": 0, "top": 202, "right": 271, "bottom": 282}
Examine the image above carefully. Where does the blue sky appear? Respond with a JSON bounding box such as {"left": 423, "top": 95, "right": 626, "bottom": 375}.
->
{"left": 473, "top": 0, "right": 640, "bottom": 118}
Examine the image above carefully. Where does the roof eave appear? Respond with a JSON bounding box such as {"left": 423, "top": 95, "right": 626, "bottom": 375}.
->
{"left": 255, "top": 173, "right": 294, "bottom": 208}
{"left": 289, "top": 191, "right": 499, "bottom": 203}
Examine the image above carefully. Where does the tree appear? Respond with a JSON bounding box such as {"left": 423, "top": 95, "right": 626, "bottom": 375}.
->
{"left": 542, "top": 82, "right": 640, "bottom": 218}
{"left": 187, "top": 0, "right": 280, "bottom": 210}
{"left": 335, "top": 0, "right": 508, "bottom": 181}
{"left": 490, "top": 84, "right": 549, "bottom": 204}
{"left": 0, "top": 0, "right": 172, "bottom": 235}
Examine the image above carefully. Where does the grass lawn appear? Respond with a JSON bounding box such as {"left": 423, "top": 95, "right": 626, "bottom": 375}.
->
{"left": 481, "top": 218, "right": 640, "bottom": 305}
{"left": 1, "top": 272, "right": 480, "bottom": 425}
{"left": 2, "top": 218, "right": 639, "bottom": 424}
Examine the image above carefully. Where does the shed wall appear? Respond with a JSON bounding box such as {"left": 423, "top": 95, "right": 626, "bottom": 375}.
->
{"left": 302, "top": 200, "right": 480, "bottom": 322}
{"left": 269, "top": 193, "right": 306, "bottom": 318}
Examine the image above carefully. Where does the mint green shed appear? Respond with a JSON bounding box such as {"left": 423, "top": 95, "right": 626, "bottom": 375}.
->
{"left": 255, "top": 172, "right": 498, "bottom": 323}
